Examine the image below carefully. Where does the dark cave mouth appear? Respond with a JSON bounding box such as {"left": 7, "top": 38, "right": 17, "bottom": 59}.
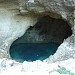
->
{"left": 9, "top": 15, "right": 72, "bottom": 63}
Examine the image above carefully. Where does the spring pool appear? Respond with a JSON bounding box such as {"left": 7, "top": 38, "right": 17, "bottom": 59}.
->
{"left": 9, "top": 43, "right": 59, "bottom": 62}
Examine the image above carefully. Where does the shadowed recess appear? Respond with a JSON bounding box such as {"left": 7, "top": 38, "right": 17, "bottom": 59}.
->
{"left": 9, "top": 15, "right": 72, "bottom": 62}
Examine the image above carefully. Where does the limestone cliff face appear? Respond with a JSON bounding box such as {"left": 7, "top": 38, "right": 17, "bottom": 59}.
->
{"left": 0, "top": 0, "right": 75, "bottom": 62}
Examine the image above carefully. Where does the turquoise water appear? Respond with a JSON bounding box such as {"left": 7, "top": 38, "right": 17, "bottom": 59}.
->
{"left": 9, "top": 43, "right": 59, "bottom": 62}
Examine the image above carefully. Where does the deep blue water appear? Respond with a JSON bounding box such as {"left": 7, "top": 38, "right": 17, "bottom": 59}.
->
{"left": 9, "top": 43, "right": 59, "bottom": 62}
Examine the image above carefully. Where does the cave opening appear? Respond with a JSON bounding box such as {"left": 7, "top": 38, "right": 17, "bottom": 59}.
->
{"left": 9, "top": 15, "right": 72, "bottom": 62}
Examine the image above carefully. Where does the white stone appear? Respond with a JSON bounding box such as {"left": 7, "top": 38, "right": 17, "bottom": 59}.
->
{"left": 59, "top": 58, "right": 75, "bottom": 73}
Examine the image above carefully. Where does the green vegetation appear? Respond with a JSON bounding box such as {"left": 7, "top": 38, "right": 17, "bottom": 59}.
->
{"left": 49, "top": 68, "right": 75, "bottom": 75}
